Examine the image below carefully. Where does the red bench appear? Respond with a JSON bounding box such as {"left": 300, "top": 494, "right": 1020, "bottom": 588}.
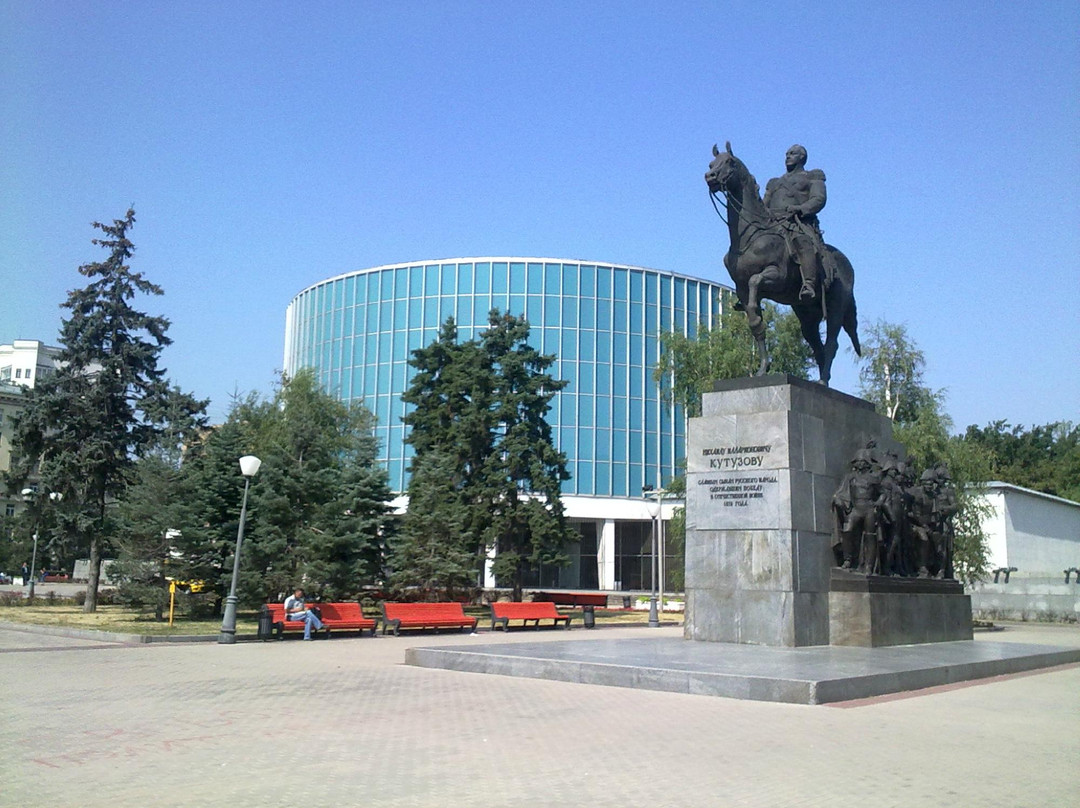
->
{"left": 263, "top": 602, "right": 376, "bottom": 639}
{"left": 532, "top": 591, "right": 609, "bottom": 608}
{"left": 490, "top": 601, "right": 574, "bottom": 631}
{"left": 380, "top": 602, "right": 478, "bottom": 636}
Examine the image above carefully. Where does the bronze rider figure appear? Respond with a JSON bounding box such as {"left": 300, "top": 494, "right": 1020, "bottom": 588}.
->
{"left": 763, "top": 144, "right": 828, "bottom": 302}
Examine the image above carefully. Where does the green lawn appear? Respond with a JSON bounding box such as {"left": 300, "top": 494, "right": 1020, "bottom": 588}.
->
{"left": 0, "top": 601, "right": 680, "bottom": 636}
{"left": 0, "top": 603, "right": 256, "bottom": 636}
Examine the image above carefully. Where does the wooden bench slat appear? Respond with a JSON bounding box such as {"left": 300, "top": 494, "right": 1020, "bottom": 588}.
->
{"left": 490, "top": 601, "right": 574, "bottom": 631}
{"left": 380, "top": 602, "right": 478, "bottom": 636}
{"left": 532, "top": 592, "right": 608, "bottom": 607}
{"left": 263, "top": 602, "right": 376, "bottom": 639}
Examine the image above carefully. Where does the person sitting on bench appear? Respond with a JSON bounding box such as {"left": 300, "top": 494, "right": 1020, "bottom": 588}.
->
{"left": 283, "top": 588, "right": 324, "bottom": 640}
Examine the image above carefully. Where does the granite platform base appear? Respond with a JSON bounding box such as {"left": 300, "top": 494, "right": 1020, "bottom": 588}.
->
{"left": 404, "top": 637, "right": 1080, "bottom": 705}
{"left": 829, "top": 570, "right": 974, "bottom": 647}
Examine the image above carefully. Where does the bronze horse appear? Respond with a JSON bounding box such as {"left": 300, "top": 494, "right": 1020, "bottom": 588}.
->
{"left": 704, "top": 143, "right": 860, "bottom": 385}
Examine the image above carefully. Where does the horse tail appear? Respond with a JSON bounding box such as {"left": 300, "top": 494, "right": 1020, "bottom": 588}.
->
{"left": 845, "top": 295, "right": 861, "bottom": 356}
{"left": 828, "top": 245, "right": 861, "bottom": 356}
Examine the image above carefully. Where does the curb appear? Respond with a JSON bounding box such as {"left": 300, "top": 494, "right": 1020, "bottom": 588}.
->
{"left": 0, "top": 620, "right": 244, "bottom": 645}
{"left": 0, "top": 616, "right": 682, "bottom": 645}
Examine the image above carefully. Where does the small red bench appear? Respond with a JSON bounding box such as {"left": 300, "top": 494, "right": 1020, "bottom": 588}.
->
{"left": 380, "top": 602, "right": 478, "bottom": 636}
{"left": 532, "top": 591, "right": 609, "bottom": 608}
{"left": 490, "top": 601, "right": 574, "bottom": 631}
{"left": 263, "top": 602, "right": 376, "bottom": 639}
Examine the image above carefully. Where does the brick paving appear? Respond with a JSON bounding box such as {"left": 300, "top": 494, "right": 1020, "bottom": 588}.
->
{"left": 0, "top": 621, "right": 1077, "bottom": 808}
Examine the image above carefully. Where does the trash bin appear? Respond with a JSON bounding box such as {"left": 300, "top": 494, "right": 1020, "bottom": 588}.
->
{"left": 583, "top": 605, "right": 596, "bottom": 629}
{"left": 257, "top": 605, "right": 274, "bottom": 641}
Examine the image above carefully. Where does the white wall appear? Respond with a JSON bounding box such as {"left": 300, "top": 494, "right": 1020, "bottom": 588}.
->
{"left": 979, "top": 483, "right": 1080, "bottom": 575}
{"left": 1003, "top": 487, "right": 1080, "bottom": 573}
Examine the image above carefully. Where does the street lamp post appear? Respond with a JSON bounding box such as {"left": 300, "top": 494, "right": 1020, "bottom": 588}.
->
{"left": 657, "top": 487, "right": 665, "bottom": 621}
{"left": 642, "top": 485, "right": 660, "bottom": 628}
{"left": 20, "top": 489, "right": 39, "bottom": 601}
{"left": 20, "top": 489, "right": 62, "bottom": 602}
{"left": 219, "top": 455, "right": 262, "bottom": 645}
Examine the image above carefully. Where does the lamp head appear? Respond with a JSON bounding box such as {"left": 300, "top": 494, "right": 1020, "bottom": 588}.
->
{"left": 239, "top": 455, "right": 262, "bottom": 477}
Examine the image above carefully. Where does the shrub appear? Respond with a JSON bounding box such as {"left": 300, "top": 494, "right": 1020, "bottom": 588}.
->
{"left": 186, "top": 595, "right": 216, "bottom": 619}
{"left": 0, "top": 591, "right": 25, "bottom": 607}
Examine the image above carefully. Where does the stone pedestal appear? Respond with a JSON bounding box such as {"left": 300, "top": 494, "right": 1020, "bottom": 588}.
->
{"left": 828, "top": 570, "right": 974, "bottom": 646}
{"left": 684, "top": 375, "right": 903, "bottom": 647}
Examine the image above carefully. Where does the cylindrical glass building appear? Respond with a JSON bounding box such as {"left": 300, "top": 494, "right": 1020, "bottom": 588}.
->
{"left": 284, "top": 258, "right": 731, "bottom": 591}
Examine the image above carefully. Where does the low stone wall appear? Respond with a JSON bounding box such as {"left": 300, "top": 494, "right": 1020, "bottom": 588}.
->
{"left": 969, "top": 577, "right": 1080, "bottom": 623}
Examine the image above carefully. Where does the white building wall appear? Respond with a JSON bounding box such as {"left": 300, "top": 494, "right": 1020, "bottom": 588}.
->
{"left": 384, "top": 492, "right": 679, "bottom": 592}
{"left": 599, "top": 519, "right": 616, "bottom": 590}
{"left": 982, "top": 488, "right": 1010, "bottom": 570}
{"left": 978, "top": 483, "right": 1080, "bottom": 575}
{"left": 1002, "top": 487, "right": 1080, "bottom": 573}
{"left": 0, "top": 386, "right": 25, "bottom": 512}
{"left": 0, "top": 340, "right": 63, "bottom": 517}
{"left": 0, "top": 340, "right": 62, "bottom": 389}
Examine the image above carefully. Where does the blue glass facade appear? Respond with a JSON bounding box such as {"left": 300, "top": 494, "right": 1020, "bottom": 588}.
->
{"left": 284, "top": 258, "right": 730, "bottom": 497}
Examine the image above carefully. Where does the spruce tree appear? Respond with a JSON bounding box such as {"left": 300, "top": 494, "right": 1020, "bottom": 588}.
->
{"left": 301, "top": 403, "right": 395, "bottom": 599}
{"left": 401, "top": 318, "right": 493, "bottom": 583}
{"left": 388, "top": 450, "right": 477, "bottom": 600}
{"left": 173, "top": 415, "right": 252, "bottom": 615}
{"left": 399, "top": 313, "right": 572, "bottom": 600}
{"left": 111, "top": 454, "right": 188, "bottom": 619}
{"left": 481, "top": 312, "right": 572, "bottom": 601}
{"left": 9, "top": 209, "right": 206, "bottom": 611}
{"left": 228, "top": 370, "right": 393, "bottom": 602}
{"left": 112, "top": 383, "right": 209, "bottom": 617}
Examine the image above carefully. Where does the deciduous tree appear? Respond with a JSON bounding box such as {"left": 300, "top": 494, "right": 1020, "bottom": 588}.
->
{"left": 856, "top": 320, "right": 938, "bottom": 423}
{"left": 962, "top": 421, "right": 1080, "bottom": 503}
{"left": 854, "top": 319, "right": 992, "bottom": 582}
{"left": 656, "top": 300, "right": 813, "bottom": 417}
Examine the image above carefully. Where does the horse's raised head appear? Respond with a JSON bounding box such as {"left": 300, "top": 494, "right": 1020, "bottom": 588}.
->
{"left": 705, "top": 142, "right": 742, "bottom": 194}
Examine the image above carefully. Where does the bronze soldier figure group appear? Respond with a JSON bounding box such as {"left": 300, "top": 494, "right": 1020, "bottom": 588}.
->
{"left": 832, "top": 444, "right": 958, "bottom": 579}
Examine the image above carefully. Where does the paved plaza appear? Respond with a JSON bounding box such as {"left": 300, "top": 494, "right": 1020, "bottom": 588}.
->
{"left": 1, "top": 621, "right": 1077, "bottom": 808}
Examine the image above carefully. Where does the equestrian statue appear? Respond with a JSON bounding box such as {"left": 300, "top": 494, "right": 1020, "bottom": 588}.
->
{"left": 704, "top": 142, "right": 860, "bottom": 385}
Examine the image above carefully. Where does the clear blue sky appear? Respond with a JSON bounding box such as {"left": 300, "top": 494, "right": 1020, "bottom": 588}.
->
{"left": 2, "top": 2, "right": 1077, "bottom": 430}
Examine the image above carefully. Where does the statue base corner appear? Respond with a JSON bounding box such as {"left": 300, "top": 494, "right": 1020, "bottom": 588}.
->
{"left": 828, "top": 569, "right": 973, "bottom": 647}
